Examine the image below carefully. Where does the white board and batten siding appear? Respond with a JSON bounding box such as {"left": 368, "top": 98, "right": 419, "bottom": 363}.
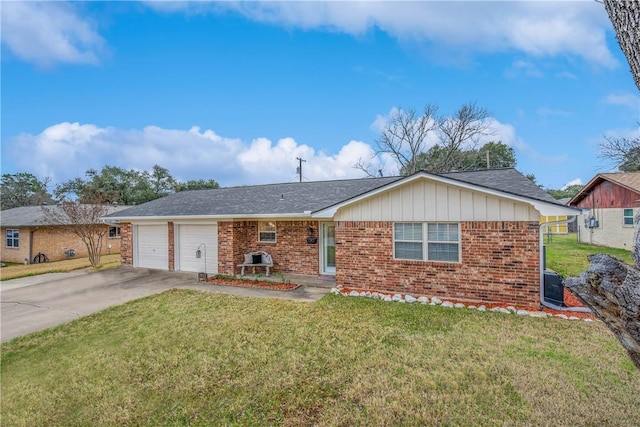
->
{"left": 335, "top": 180, "right": 539, "bottom": 222}
{"left": 175, "top": 223, "right": 218, "bottom": 274}
{"left": 135, "top": 224, "right": 169, "bottom": 270}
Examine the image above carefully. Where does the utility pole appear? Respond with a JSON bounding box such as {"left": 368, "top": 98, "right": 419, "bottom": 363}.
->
{"left": 296, "top": 157, "right": 306, "bottom": 183}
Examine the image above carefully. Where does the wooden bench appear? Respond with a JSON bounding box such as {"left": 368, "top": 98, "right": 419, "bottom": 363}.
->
{"left": 237, "top": 251, "right": 273, "bottom": 276}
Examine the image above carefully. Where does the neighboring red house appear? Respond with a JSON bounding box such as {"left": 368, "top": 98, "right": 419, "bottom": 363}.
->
{"left": 105, "top": 169, "right": 580, "bottom": 308}
{"left": 569, "top": 172, "right": 640, "bottom": 251}
{"left": 1, "top": 205, "right": 126, "bottom": 264}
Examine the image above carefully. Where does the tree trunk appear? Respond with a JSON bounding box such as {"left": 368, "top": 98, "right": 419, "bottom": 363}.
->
{"left": 603, "top": 0, "right": 640, "bottom": 92}
{"left": 565, "top": 254, "right": 640, "bottom": 369}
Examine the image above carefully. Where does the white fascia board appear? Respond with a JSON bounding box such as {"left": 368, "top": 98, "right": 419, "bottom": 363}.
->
{"left": 106, "top": 213, "right": 313, "bottom": 222}
{"left": 533, "top": 202, "right": 582, "bottom": 217}
{"left": 312, "top": 172, "right": 581, "bottom": 218}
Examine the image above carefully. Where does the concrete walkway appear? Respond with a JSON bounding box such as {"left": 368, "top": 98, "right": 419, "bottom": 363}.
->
{"left": 1, "top": 267, "right": 331, "bottom": 343}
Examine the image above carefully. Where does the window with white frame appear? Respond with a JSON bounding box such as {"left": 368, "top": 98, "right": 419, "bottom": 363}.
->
{"left": 109, "top": 226, "right": 121, "bottom": 238}
{"left": 623, "top": 208, "right": 635, "bottom": 226}
{"left": 394, "top": 223, "right": 460, "bottom": 262}
{"left": 6, "top": 229, "right": 19, "bottom": 248}
{"left": 258, "top": 221, "right": 276, "bottom": 242}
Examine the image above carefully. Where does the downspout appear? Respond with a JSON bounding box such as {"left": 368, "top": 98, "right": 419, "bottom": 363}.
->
{"left": 539, "top": 217, "right": 591, "bottom": 313}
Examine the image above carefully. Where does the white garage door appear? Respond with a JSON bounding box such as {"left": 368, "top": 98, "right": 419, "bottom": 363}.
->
{"left": 136, "top": 224, "right": 168, "bottom": 270}
{"left": 177, "top": 224, "right": 218, "bottom": 274}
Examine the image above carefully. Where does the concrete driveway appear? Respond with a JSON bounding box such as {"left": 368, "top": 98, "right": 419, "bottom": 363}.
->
{"left": 1, "top": 267, "right": 330, "bottom": 343}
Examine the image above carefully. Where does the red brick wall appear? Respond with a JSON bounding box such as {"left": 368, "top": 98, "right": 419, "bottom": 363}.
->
{"left": 217, "top": 220, "right": 320, "bottom": 275}
{"left": 119, "top": 222, "right": 133, "bottom": 266}
{"left": 218, "top": 221, "right": 235, "bottom": 275}
{"left": 335, "top": 221, "right": 541, "bottom": 308}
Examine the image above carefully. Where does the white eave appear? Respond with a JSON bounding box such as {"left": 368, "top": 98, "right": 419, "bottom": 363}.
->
{"left": 311, "top": 172, "right": 582, "bottom": 218}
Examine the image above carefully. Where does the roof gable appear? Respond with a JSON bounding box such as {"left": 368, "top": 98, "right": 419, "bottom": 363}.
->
{"left": 314, "top": 169, "right": 579, "bottom": 218}
{"left": 569, "top": 172, "right": 640, "bottom": 206}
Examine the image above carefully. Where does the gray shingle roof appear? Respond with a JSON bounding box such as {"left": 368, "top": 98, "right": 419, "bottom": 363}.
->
{"left": 104, "top": 177, "right": 402, "bottom": 218}
{"left": 105, "top": 168, "right": 563, "bottom": 219}
{"left": 1, "top": 205, "right": 129, "bottom": 227}
{"left": 440, "top": 168, "right": 561, "bottom": 205}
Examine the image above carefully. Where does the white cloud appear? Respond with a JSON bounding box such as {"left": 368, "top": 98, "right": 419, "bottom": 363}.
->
{"left": 563, "top": 178, "right": 583, "bottom": 189}
{"left": 196, "top": 1, "right": 617, "bottom": 67}
{"left": 0, "top": 2, "right": 105, "bottom": 67}
{"left": 603, "top": 93, "right": 640, "bottom": 111}
{"left": 4, "top": 123, "right": 395, "bottom": 187}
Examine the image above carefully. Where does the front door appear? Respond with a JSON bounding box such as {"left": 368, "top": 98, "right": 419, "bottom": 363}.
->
{"left": 320, "top": 222, "right": 336, "bottom": 275}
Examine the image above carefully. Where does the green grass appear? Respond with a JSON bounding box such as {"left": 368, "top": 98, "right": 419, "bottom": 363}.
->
{"left": 0, "top": 254, "right": 121, "bottom": 281}
{"left": 544, "top": 233, "right": 634, "bottom": 278}
{"left": 2, "top": 291, "right": 639, "bottom": 426}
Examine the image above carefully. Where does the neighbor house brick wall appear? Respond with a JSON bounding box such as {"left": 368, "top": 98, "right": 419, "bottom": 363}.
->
{"left": 120, "top": 222, "right": 133, "bottom": 266}
{"left": 1, "top": 225, "right": 122, "bottom": 264}
{"left": 335, "top": 221, "right": 541, "bottom": 308}
{"left": 217, "top": 220, "right": 320, "bottom": 275}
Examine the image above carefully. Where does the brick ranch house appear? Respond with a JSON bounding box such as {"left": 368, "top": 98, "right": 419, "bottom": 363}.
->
{"left": 1, "top": 205, "right": 126, "bottom": 264}
{"left": 105, "top": 168, "right": 580, "bottom": 308}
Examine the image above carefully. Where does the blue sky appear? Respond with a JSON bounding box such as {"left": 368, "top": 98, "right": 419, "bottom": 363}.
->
{"left": 2, "top": 1, "right": 639, "bottom": 190}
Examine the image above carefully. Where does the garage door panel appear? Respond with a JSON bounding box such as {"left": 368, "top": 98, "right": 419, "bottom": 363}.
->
{"left": 136, "top": 224, "right": 168, "bottom": 270}
{"left": 178, "top": 224, "right": 218, "bottom": 274}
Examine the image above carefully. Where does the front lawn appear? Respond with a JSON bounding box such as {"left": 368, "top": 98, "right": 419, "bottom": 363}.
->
{"left": 544, "top": 233, "right": 634, "bottom": 278}
{"left": 2, "top": 291, "right": 638, "bottom": 426}
{"left": 0, "top": 254, "right": 121, "bottom": 281}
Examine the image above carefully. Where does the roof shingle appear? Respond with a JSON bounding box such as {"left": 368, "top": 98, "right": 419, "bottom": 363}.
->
{"left": 104, "top": 168, "right": 563, "bottom": 219}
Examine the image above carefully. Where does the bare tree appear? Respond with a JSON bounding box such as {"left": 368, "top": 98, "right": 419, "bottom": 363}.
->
{"left": 372, "top": 104, "right": 440, "bottom": 175}
{"left": 429, "top": 102, "right": 493, "bottom": 173}
{"left": 598, "top": 131, "right": 640, "bottom": 172}
{"left": 358, "top": 102, "right": 494, "bottom": 176}
{"left": 43, "top": 201, "right": 112, "bottom": 268}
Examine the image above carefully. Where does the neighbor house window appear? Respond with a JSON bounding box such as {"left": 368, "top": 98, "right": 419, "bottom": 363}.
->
{"left": 394, "top": 223, "right": 460, "bottom": 262}
{"left": 258, "top": 221, "right": 276, "bottom": 242}
{"left": 6, "top": 229, "right": 19, "bottom": 248}
{"left": 623, "top": 208, "right": 635, "bottom": 226}
{"left": 109, "top": 226, "right": 121, "bottom": 238}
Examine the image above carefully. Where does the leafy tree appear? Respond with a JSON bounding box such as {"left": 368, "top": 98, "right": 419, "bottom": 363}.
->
{"left": 174, "top": 179, "right": 220, "bottom": 192}
{"left": 1, "top": 173, "right": 54, "bottom": 210}
{"left": 547, "top": 184, "right": 583, "bottom": 200}
{"left": 405, "top": 141, "right": 515, "bottom": 174}
{"left": 55, "top": 165, "right": 220, "bottom": 204}
{"left": 55, "top": 166, "right": 142, "bottom": 204}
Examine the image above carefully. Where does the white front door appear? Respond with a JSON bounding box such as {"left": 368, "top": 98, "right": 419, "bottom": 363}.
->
{"left": 320, "top": 222, "right": 336, "bottom": 275}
